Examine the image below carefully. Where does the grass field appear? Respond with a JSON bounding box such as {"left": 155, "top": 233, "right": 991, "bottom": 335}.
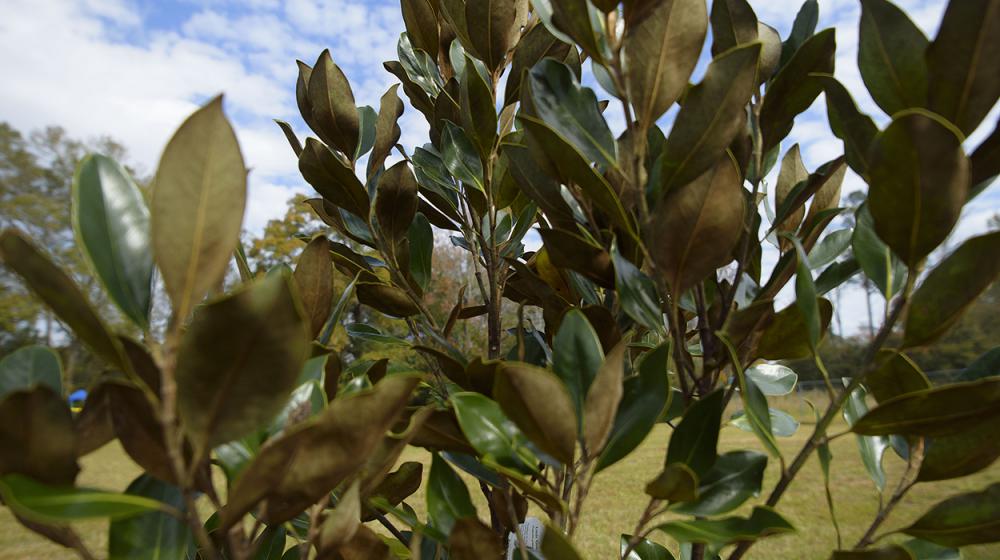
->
{"left": 2, "top": 395, "right": 998, "bottom": 559}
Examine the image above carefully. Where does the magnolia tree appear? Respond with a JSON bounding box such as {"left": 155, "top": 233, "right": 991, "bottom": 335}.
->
{"left": 1, "top": 0, "right": 999, "bottom": 558}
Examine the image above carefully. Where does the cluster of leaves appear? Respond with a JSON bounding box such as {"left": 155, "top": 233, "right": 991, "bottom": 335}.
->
{"left": 1, "top": 0, "right": 999, "bottom": 559}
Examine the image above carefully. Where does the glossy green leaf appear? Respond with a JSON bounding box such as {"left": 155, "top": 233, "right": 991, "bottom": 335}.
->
{"left": 307, "top": 49, "right": 360, "bottom": 157}
{"left": 611, "top": 241, "right": 663, "bottom": 332}
{"left": 901, "top": 539, "right": 960, "bottom": 560}
{"left": 400, "top": 0, "right": 438, "bottom": 61}
{"left": 367, "top": 85, "right": 405, "bottom": 180}
{"left": 925, "top": 0, "right": 1000, "bottom": 136}
{"left": 108, "top": 475, "right": 192, "bottom": 560}
{"left": 866, "top": 351, "right": 930, "bottom": 404}
{"left": 621, "top": 534, "right": 675, "bottom": 560}
{"left": 152, "top": 96, "right": 246, "bottom": 319}
{"left": 818, "top": 75, "right": 879, "bottom": 177}
{"left": 853, "top": 378, "right": 1000, "bottom": 437}
{"left": 843, "top": 383, "right": 889, "bottom": 490}
{"left": 904, "top": 482, "right": 1000, "bottom": 547}
{"left": 652, "top": 154, "right": 744, "bottom": 295}
{"left": 459, "top": 54, "right": 497, "bottom": 159}
{"left": 547, "top": 0, "right": 606, "bottom": 61}
{"left": 176, "top": 273, "right": 311, "bottom": 463}
{"left": 299, "top": 138, "right": 371, "bottom": 220}
{"left": 904, "top": 231, "right": 1000, "bottom": 347}
{"left": 815, "top": 257, "right": 861, "bottom": 296}
{"left": 852, "top": 205, "right": 906, "bottom": 299}
{"left": 0, "top": 230, "right": 124, "bottom": 368}
{"left": 655, "top": 506, "right": 794, "bottom": 545}
{"left": 354, "top": 105, "right": 377, "bottom": 162}
{"left": 220, "top": 375, "right": 419, "bottom": 528}
{"left": 440, "top": 121, "right": 484, "bottom": 191}
{"left": 255, "top": 526, "right": 288, "bottom": 559}
{"left": 666, "top": 389, "right": 724, "bottom": 477}
{"left": 867, "top": 111, "right": 969, "bottom": 268}
{"left": 427, "top": 454, "right": 475, "bottom": 534}
{"left": 407, "top": 213, "right": 433, "bottom": 292}
{"left": 504, "top": 23, "right": 571, "bottom": 106}
{"left": 746, "top": 364, "right": 797, "bottom": 396}
{"left": 0, "top": 345, "right": 61, "bottom": 398}
{"left": 466, "top": 0, "right": 526, "bottom": 71}
{"left": 918, "top": 415, "right": 1000, "bottom": 482}
{"left": 451, "top": 392, "right": 536, "bottom": 472}
{"left": 374, "top": 161, "right": 418, "bottom": 244}
{"left": 0, "top": 474, "right": 171, "bottom": 525}
{"left": 527, "top": 58, "right": 617, "bottom": 169}
{"left": 732, "top": 408, "right": 799, "bottom": 438}
{"left": 760, "top": 29, "right": 835, "bottom": 152}
{"left": 721, "top": 332, "right": 781, "bottom": 458}
{"left": 858, "top": 0, "right": 929, "bottom": 116}
{"left": 72, "top": 154, "right": 153, "bottom": 328}
{"left": 657, "top": 42, "right": 761, "bottom": 195}
{"left": 552, "top": 309, "right": 604, "bottom": 421}
{"left": 596, "top": 341, "right": 671, "bottom": 471}
{"left": 623, "top": 0, "right": 708, "bottom": 126}
{"left": 494, "top": 362, "right": 578, "bottom": 463}
{"left": 787, "top": 235, "right": 821, "bottom": 351}
{"left": 774, "top": 145, "right": 808, "bottom": 237}
{"left": 0, "top": 386, "right": 78, "bottom": 485}
{"left": 672, "top": 450, "right": 767, "bottom": 516}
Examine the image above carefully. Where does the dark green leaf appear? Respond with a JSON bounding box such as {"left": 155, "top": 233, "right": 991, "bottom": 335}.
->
{"left": 440, "top": 121, "right": 484, "bottom": 191}
{"left": 400, "top": 0, "right": 439, "bottom": 58}
{"left": 918, "top": 415, "right": 1000, "bottom": 481}
{"left": 904, "top": 231, "right": 1000, "bottom": 347}
{"left": 354, "top": 105, "right": 376, "bottom": 162}
{"left": 539, "top": 228, "right": 613, "bottom": 288}
{"left": 548, "top": 0, "right": 606, "bottom": 61}
{"left": 672, "top": 450, "right": 767, "bottom": 516}
{"left": 853, "top": 378, "right": 1000, "bottom": 437}
{"left": 858, "top": 0, "right": 929, "bottom": 116}
{"left": 926, "top": 0, "right": 1000, "bottom": 136}
{"left": 504, "top": 23, "right": 571, "bottom": 106}
{"left": 527, "top": 58, "right": 617, "bottom": 169}
{"left": 451, "top": 392, "right": 537, "bottom": 472}
{"left": 596, "top": 341, "right": 671, "bottom": 472}
{"left": 904, "top": 482, "right": 1000, "bottom": 547}
{"left": 449, "top": 517, "right": 504, "bottom": 559}
{"left": 843, "top": 383, "right": 889, "bottom": 490}
{"left": 867, "top": 111, "right": 969, "bottom": 268}
{"left": 0, "top": 345, "right": 62, "bottom": 398}
{"left": 755, "top": 299, "right": 832, "bottom": 360}
{"left": 958, "top": 347, "right": 1000, "bottom": 382}
{"left": 552, "top": 309, "right": 604, "bottom": 421}
{"left": 815, "top": 257, "right": 860, "bottom": 296}
{"left": 427, "top": 454, "right": 475, "bottom": 534}
{"left": 0, "top": 230, "right": 124, "bottom": 368}
{"left": 108, "top": 475, "right": 192, "bottom": 560}
{"left": 866, "top": 351, "right": 930, "bottom": 404}
{"left": 176, "top": 273, "right": 311, "bottom": 464}
{"left": 466, "top": 0, "right": 527, "bottom": 71}
{"left": 666, "top": 389, "right": 724, "bottom": 477}
{"left": 541, "top": 522, "right": 584, "bottom": 559}
{"left": 583, "top": 340, "right": 627, "bottom": 455}
{"left": 830, "top": 546, "right": 910, "bottom": 560}
{"left": 721, "top": 332, "right": 781, "bottom": 458}
{"left": 817, "top": 75, "right": 879, "bottom": 177}
{"left": 657, "top": 43, "right": 761, "bottom": 195}
{"left": 655, "top": 506, "right": 794, "bottom": 545}
{"left": 650, "top": 156, "right": 745, "bottom": 295}
{"left": 621, "top": 534, "right": 675, "bottom": 560}
{"left": 970, "top": 116, "right": 1000, "bottom": 197}
{"left": 459, "top": 54, "right": 498, "bottom": 159}
{"left": 152, "top": 96, "right": 246, "bottom": 320}
{"left": 408, "top": 213, "right": 433, "bottom": 292}
{"left": 611, "top": 241, "right": 663, "bottom": 332}
{"left": 73, "top": 154, "right": 153, "bottom": 328}
{"left": 709, "top": 0, "right": 757, "bottom": 56}
{"left": 760, "top": 29, "right": 835, "bottom": 152}
{"left": 623, "top": 0, "right": 708, "bottom": 126}
{"left": 0, "top": 474, "right": 171, "bottom": 525}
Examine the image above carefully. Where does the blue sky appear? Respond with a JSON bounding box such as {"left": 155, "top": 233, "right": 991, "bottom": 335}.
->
{"left": 0, "top": 0, "right": 997, "bottom": 335}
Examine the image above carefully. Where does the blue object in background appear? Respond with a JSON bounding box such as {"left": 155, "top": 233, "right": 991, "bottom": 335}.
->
{"left": 69, "top": 389, "right": 87, "bottom": 411}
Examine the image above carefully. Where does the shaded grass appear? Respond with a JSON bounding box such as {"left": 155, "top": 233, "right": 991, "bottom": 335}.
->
{"left": 2, "top": 399, "right": 998, "bottom": 559}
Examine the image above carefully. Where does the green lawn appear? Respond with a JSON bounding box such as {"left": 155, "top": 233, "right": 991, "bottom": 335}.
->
{"left": 2, "top": 399, "right": 998, "bottom": 559}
